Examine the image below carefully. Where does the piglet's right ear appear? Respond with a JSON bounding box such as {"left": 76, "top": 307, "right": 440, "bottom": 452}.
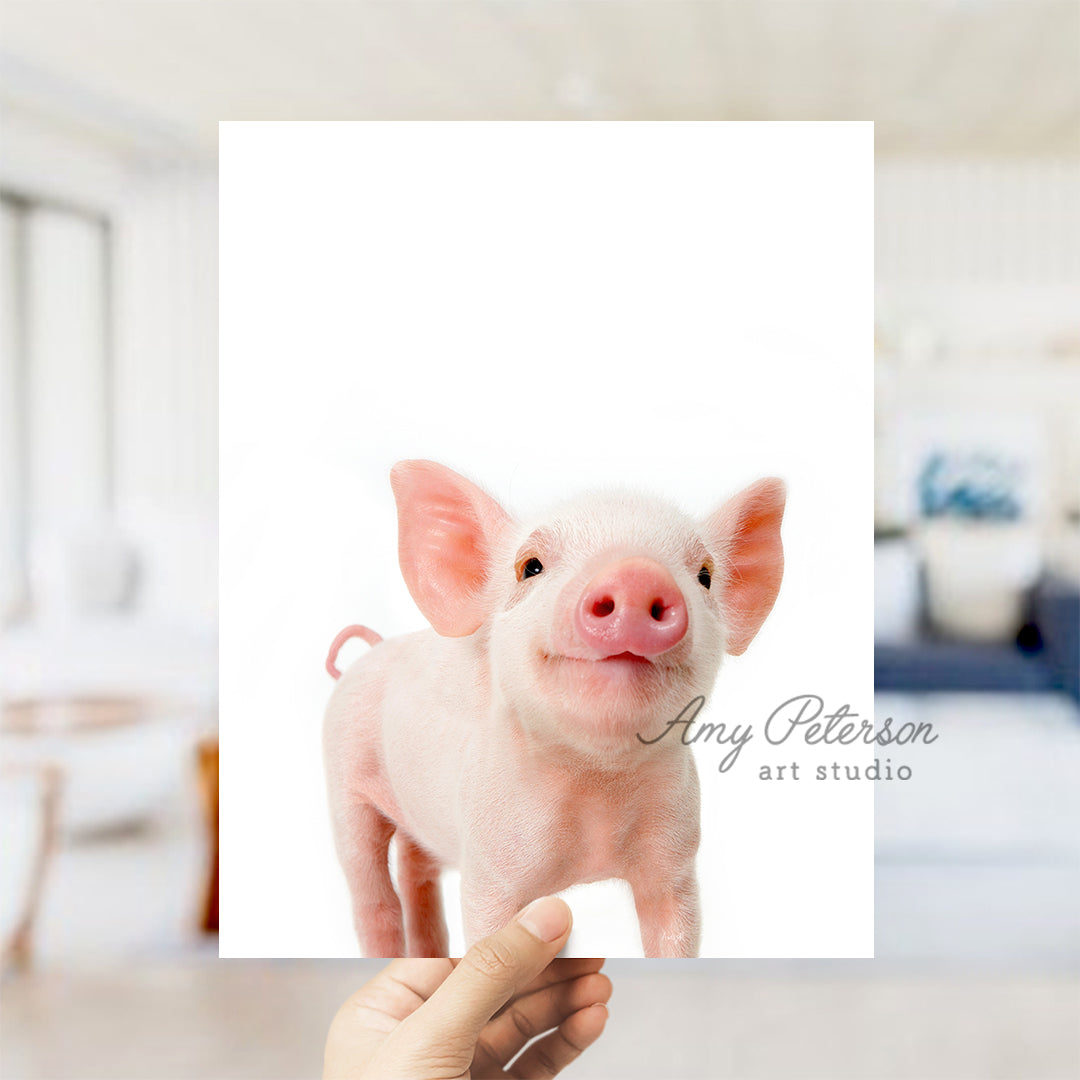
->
{"left": 390, "top": 460, "right": 511, "bottom": 637}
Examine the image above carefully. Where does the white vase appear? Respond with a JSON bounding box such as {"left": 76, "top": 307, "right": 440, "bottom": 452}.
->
{"left": 919, "top": 519, "right": 1042, "bottom": 642}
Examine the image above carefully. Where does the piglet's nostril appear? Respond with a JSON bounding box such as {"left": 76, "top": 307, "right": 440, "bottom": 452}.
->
{"left": 592, "top": 597, "right": 615, "bottom": 618}
{"left": 650, "top": 601, "right": 665, "bottom": 622}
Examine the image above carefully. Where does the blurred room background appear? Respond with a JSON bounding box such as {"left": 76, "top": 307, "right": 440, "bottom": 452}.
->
{"left": 1, "top": 2, "right": 1077, "bottom": 1077}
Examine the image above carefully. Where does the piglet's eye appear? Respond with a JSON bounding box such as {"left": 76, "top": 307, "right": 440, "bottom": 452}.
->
{"left": 521, "top": 558, "right": 544, "bottom": 581}
{"left": 698, "top": 566, "right": 711, "bottom": 589}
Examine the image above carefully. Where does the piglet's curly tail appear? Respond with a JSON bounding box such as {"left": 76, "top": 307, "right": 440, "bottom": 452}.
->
{"left": 325, "top": 625, "right": 383, "bottom": 679}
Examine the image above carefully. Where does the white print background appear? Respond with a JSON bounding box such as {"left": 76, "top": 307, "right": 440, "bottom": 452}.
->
{"left": 219, "top": 121, "right": 875, "bottom": 958}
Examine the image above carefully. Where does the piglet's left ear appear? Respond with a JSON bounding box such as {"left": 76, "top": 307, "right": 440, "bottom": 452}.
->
{"left": 703, "top": 478, "right": 786, "bottom": 656}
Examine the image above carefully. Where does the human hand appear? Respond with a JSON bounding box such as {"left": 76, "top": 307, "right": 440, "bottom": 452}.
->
{"left": 323, "top": 897, "right": 610, "bottom": 1078}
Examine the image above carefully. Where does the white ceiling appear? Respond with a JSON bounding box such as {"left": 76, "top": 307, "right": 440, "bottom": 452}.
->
{"left": 1, "top": 0, "right": 1078, "bottom": 157}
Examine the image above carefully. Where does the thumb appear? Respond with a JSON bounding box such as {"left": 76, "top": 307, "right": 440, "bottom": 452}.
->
{"left": 404, "top": 897, "right": 572, "bottom": 1054}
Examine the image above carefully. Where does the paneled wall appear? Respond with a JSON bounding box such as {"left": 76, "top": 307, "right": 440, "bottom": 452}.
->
{"left": 113, "top": 166, "right": 218, "bottom": 622}
{"left": 876, "top": 160, "right": 1080, "bottom": 354}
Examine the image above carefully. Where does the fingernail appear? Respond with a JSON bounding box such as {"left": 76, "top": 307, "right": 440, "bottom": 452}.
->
{"left": 516, "top": 896, "right": 571, "bottom": 942}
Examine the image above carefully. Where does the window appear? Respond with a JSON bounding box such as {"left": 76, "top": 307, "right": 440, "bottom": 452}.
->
{"left": 0, "top": 191, "right": 113, "bottom": 624}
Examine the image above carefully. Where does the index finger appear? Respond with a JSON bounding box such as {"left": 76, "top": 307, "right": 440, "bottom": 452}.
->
{"left": 491, "top": 957, "right": 606, "bottom": 1019}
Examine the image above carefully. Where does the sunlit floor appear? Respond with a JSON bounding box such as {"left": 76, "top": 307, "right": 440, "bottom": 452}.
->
{"left": 4, "top": 959, "right": 1079, "bottom": 1079}
{"left": 875, "top": 692, "right": 1080, "bottom": 968}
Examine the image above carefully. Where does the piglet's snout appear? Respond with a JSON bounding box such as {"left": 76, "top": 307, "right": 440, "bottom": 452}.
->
{"left": 575, "top": 557, "right": 688, "bottom": 658}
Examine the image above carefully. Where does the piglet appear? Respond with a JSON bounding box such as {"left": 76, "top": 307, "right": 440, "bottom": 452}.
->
{"left": 323, "top": 461, "right": 785, "bottom": 957}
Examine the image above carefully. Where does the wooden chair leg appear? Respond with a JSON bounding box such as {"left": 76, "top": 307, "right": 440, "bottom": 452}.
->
{"left": 196, "top": 739, "right": 219, "bottom": 934}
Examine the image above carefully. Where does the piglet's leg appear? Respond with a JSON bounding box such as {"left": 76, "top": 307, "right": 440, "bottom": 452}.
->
{"left": 336, "top": 801, "right": 405, "bottom": 957}
{"left": 631, "top": 867, "right": 701, "bottom": 958}
{"left": 460, "top": 879, "right": 523, "bottom": 948}
{"left": 397, "top": 834, "right": 448, "bottom": 957}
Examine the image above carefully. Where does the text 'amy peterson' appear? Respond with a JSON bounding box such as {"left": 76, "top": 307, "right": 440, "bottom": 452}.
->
{"left": 636, "top": 693, "right": 937, "bottom": 773}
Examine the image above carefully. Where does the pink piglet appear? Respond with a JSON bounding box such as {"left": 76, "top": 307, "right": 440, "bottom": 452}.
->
{"left": 323, "top": 460, "right": 785, "bottom": 957}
